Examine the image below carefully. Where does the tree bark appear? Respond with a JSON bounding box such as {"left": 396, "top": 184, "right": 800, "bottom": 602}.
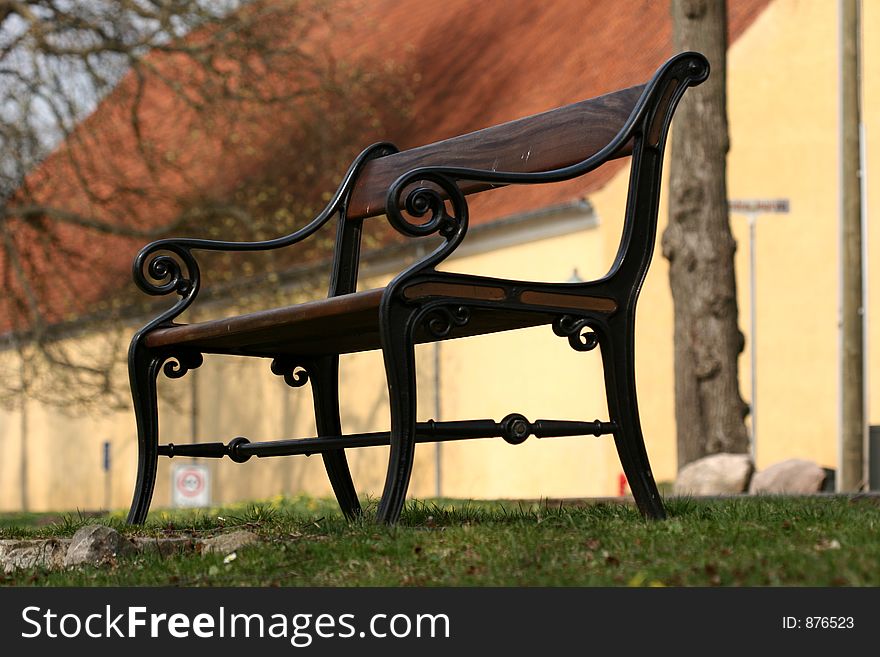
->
{"left": 662, "top": 0, "right": 750, "bottom": 468}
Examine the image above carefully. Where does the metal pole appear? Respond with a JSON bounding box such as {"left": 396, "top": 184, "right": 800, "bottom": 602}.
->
{"left": 748, "top": 213, "right": 757, "bottom": 463}
{"left": 103, "top": 441, "right": 111, "bottom": 511}
{"left": 105, "top": 464, "right": 111, "bottom": 512}
{"left": 730, "top": 200, "right": 788, "bottom": 464}
{"left": 861, "top": 121, "right": 870, "bottom": 487}
{"left": 434, "top": 341, "right": 442, "bottom": 498}
{"left": 19, "top": 350, "right": 28, "bottom": 512}
{"left": 191, "top": 368, "right": 199, "bottom": 458}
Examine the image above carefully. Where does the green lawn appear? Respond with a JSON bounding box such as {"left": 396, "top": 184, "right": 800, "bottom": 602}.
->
{"left": 2, "top": 495, "right": 878, "bottom": 586}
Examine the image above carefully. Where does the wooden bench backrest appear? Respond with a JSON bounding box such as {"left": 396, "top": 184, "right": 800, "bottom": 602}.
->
{"left": 346, "top": 85, "right": 645, "bottom": 221}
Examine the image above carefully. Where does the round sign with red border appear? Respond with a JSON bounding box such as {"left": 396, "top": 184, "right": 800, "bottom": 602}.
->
{"left": 171, "top": 464, "right": 211, "bottom": 507}
{"left": 176, "top": 468, "right": 205, "bottom": 497}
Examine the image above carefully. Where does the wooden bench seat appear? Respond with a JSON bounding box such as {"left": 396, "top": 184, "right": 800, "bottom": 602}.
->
{"left": 144, "top": 284, "right": 621, "bottom": 356}
{"left": 125, "top": 52, "right": 710, "bottom": 525}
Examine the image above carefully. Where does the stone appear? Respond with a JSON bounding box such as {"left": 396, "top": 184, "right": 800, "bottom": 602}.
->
{"left": 749, "top": 459, "right": 827, "bottom": 494}
{"left": 0, "top": 539, "right": 20, "bottom": 561}
{"left": 64, "top": 525, "right": 136, "bottom": 567}
{"left": 1, "top": 539, "right": 69, "bottom": 574}
{"left": 132, "top": 536, "right": 198, "bottom": 557}
{"left": 673, "top": 453, "right": 754, "bottom": 496}
{"left": 201, "top": 530, "right": 259, "bottom": 555}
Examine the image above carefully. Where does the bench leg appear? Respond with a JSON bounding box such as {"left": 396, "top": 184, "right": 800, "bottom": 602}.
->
{"left": 376, "top": 305, "right": 418, "bottom": 524}
{"left": 310, "top": 355, "right": 362, "bottom": 520}
{"left": 126, "top": 342, "right": 162, "bottom": 525}
{"left": 600, "top": 318, "right": 666, "bottom": 520}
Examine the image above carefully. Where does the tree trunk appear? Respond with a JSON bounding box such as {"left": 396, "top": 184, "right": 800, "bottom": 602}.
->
{"left": 662, "top": 0, "right": 750, "bottom": 468}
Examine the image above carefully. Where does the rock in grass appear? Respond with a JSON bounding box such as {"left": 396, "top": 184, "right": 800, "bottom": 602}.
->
{"left": 132, "top": 536, "right": 198, "bottom": 557}
{"left": 201, "top": 530, "right": 259, "bottom": 555}
{"left": 673, "top": 453, "right": 754, "bottom": 496}
{"left": 749, "top": 459, "right": 827, "bottom": 494}
{"left": 64, "top": 525, "right": 136, "bottom": 567}
{"left": 1, "top": 539, "right": 69, "bottom": 574}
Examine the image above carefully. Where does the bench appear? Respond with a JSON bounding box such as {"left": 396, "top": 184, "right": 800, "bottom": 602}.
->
{"left": 126, "top": 51, "right": 709, "bottom": 524}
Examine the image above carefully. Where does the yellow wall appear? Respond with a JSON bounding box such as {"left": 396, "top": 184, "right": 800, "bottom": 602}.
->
{"left": 433, "top": 224, "right": 619, "bottom": 498}
{"left": 727, "top": 0, "right": 840, "bottom": 469}
{"left": 729, "top": 0, "right": 880, "bottom": 467}
{"left": 1, "top": 0, "right": 879, "bottom": 512}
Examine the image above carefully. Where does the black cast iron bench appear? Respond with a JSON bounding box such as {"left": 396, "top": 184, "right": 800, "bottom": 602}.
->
{"left": 126, "top": 52, "right": 709, "bottom": 524}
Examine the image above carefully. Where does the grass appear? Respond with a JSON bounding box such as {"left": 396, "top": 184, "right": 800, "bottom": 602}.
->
{"left": 1, "top": 494, "right": 879, "bottom": 586}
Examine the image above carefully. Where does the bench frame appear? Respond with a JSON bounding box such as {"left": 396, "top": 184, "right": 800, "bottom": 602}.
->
{"left": 126, "top": 52, "right": 709, "bottom": 524}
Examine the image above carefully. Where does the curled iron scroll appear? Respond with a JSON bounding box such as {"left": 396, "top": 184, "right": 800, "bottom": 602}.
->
{"left": 386, "top": 170, "right": 469, "bottom": 241}
{"left": 270, "top": 357, "right": 311, "bottom": 388}
{"left": 552, "top": 315, "right": 599, "bottom": 352}
{"left": 162, "top": 351, "right": 204, "bottom": 379}
{"left": 423, "top": 305, "right": 471, "bottom": 339}
{"left": 133, "top": 242, "right": 200, "bottom": 299}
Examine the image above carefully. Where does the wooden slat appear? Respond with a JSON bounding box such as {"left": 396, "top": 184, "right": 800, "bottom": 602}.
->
{"left": 519, "top": 290, "right": 617, "bottom": 313}
{"left": 403, "top": 281, "right": 507, "bottom": 302}
{"left": 347, "top": 85, "right": 645, "bottom": 219}
{"left": 143, "top": 288, "right": 555, "bottom": 358}
{"left": 144, "top": 289, "right": 386, "bottom": 353}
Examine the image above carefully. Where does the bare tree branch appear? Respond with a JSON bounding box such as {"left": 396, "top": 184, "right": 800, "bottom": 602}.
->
{"left": 0, "top": 0, "right": 415, "bottom": 410}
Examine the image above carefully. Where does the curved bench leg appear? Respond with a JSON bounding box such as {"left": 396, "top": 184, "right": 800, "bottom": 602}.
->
{"left": 311, "top": 355, "right": 362, "bottom": 520}
{"left": 126, "top": 342, "right": 162, "bottom": 525}
{"left": 376, "top": 304, "right": 418, "bottom": 524}
{"left": 600, "top": 317, "right": 666, "bottom": 520}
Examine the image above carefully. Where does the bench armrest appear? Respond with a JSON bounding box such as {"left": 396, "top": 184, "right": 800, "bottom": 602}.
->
{"left": 382, "top": 51, "right": 709, "bottom": 283}
{"left": 132, "top": 143, "right": 396, "bottom": 332}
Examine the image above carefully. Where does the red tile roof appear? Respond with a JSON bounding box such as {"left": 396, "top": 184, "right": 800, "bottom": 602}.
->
{"left": 2, "top": 0, "right": 771, "bottom": 334}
